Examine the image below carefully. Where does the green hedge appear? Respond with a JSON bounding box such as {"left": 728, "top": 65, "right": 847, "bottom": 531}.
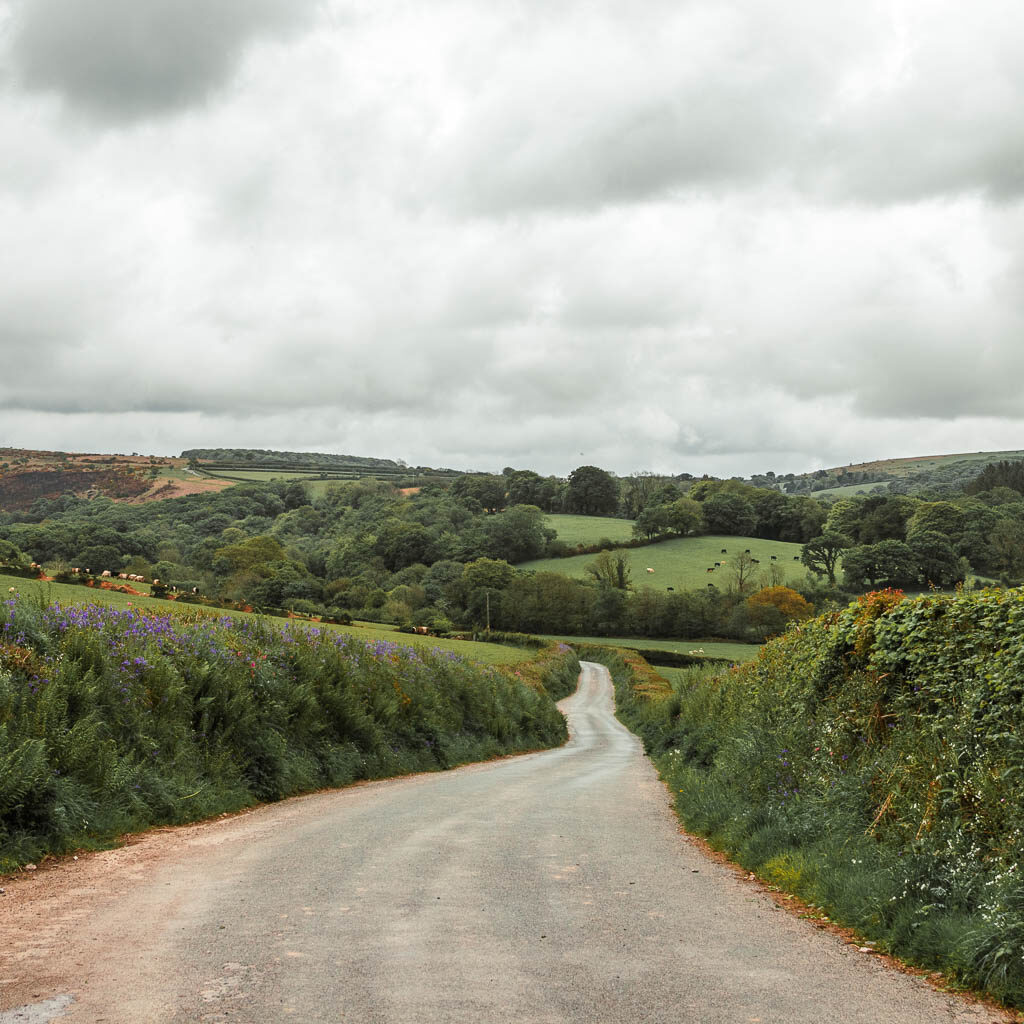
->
{"left": 590, "top": 588, "right": 1024, "bottom": 1008}
{"left": 0, "top": 596, "right": 572, "bottom": 870}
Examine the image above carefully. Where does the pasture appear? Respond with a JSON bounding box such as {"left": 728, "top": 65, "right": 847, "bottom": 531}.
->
{"left": 545, "top": 514, "right": 636, "bottom": 546}
{"left": 538, "top": 633, "right": 760, "bottom": 663}
{"left": 519, "top": 534, "right": 811, "bottom": 591}
{"left": 0, "top": 573, "right": 532, "bottom": 667}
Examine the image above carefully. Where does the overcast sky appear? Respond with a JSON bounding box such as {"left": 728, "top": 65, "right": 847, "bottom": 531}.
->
{"left": 2, "top": 0, "right": 1024, "bottom": 478}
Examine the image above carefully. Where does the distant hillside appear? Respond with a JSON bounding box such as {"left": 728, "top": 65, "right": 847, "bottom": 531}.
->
{"left": 0, "top": 449, "right": 229, "bottom": 512}
{"left": 182, "top": 447, "right": 402, "bottom": 470}
{"left": 184, "top": 447, "right": 466, "bottom": 486}
{"left": 749, "top": 449, "right": 1024, "bottom": 498}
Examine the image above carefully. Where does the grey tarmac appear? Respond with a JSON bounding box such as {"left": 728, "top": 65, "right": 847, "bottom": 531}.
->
{"left": 0, "top": 662, "right": 1010, "bottom": 1023}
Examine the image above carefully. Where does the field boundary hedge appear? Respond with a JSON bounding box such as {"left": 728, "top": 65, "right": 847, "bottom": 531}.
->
{"left": 0, "top": 597, "right": 578, "bottom": 871}
{"left": 580, "top": 591, "right": 1024, "bottom": 1010}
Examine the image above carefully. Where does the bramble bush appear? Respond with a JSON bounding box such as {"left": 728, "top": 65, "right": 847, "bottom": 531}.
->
{"left": 592, "top": 588, "right": 1024, "bottom": 1008}
{"left": 0, "top": 595, "right": 575, "bottom": 870}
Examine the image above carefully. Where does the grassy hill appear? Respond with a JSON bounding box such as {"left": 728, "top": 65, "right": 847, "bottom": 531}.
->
{"left": 772, "top": 448, "right": 1024, "bottom": 498}
{"left": 545, "top": 514, "right": 636, "bottom": 546}
{"left": 538, "top": 633, "right": 760, "bottom": 663}
{"left": 519, "top": 535, "right": 810, "bottom": 590}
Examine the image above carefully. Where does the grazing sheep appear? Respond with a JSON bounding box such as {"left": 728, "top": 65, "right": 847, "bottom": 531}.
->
{"left": 152, "top": 579, "right": 160, "bottom": 585}
{"left": 101, "top": 570, "right": 112, "bottom": 577}
{"left": 721, "top": 549, "right": 727, "bottom": 554}
{"left": 71, "top": 568, "right": 79, "bottom": 574}
{"left": 745, "top": 549, "right": 751, "bottom": 553}
{"left": 771, "top": 555, "right": 777, "bottom": 561}
{"left": 714, "top": 562, "right": 721, "bottom": 567}
{"left": 706, "top": 567, "right": 714, "bottom": 573}
{"left": 118, "top": 573, "right": 128, "bottom": 580}
{"left": 646, "top": 567, "right": 655, "bottom": 574}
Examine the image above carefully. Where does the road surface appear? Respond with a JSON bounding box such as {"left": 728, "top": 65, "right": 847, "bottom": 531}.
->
{"left": 0, "top": 663, "right": 1007, "bottom": 1022}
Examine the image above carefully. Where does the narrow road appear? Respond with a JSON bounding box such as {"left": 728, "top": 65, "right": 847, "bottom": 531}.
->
{"left": 1, "top": 663, "right": 1005, "bottom": 1023}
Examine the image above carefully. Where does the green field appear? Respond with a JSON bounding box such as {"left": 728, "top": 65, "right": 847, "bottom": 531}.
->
{"left": 809, "top": 482, "right": 890, "bottom": 500}
{"left": 0, "top": 574, "right": 532, "bottom": 667}
{"left": 545, "top": 514, "right": 636, "bottom": 546}
{"left": 539, "top": 633, "right": 761, "bottom": 663}
{"left": 520, "top": 534, "right": 810, "bottom": 591}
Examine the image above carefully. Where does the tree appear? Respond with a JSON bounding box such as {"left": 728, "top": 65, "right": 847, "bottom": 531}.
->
{"left": 701, "top": 492, "right": 757, "bottom": 536}
{"left": 0, "top": 539, "right": 29, "bottom": 567}
{"left": 565, "top": 466, "right": 619, "bottom": 515}
{"left": 585, "top": 549, "right": 632, "bottom": 590}
{"left": 842, "top": 540, "right": 918, "bottom": 590}
{"left": 907, "top": 531, "right": 965, "bottom": 587}
{"left": 666, "top": 497, "right": 703, "bottom": 537}
{"left": 461, "top": 557, "right": 516, "bottom": 592}
{"left": 801, "top": 533, "right": 852, "bottom": 586}
{"left": 633, "top": 504, "right": 672, "bottom": 540}
{"left": 373, "top": 521, "right": 434, "bottom": 571}
{"left": 477, "top": 505, "right": 553, "bottom": 563}
{"left": 746, "top": 585, "right": 814, "bottom": 639}
{"left": 988, "top": 519, "right": 1024, "bottom": 579}
{"left": 451, "top": 474, "right": 507, "bottom": 512}
{"left": 728, "top": 551, "right": 759, "bottom": 595}
{"left": 622, "top": 473, "right": 672, "bottom": 518}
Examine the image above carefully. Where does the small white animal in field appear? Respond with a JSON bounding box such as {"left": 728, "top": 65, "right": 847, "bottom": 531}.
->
{"left": 646, "top": 567, "right": 654, "bottom": 573}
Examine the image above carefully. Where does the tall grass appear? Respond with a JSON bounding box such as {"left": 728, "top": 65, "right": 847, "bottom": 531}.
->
{"left": 0, "top": 595, "right": 577, "bottom": 870}
{"left": 585, "top": 589, "right": 1024, "bottom": 1008}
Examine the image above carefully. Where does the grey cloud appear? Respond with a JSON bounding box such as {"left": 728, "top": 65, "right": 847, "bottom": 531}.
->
{"left": 9, "top": 0, "right": 311, "bottom": 122}
{"left": 427, "top": 1, "right": 1024, "bottom": 213}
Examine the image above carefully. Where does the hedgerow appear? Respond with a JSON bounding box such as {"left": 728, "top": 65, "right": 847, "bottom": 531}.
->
{"left": 590, "top": 588, "right": 1024, "bottom": 1008}
{"left": 0, "top": 595, "right": 574, "bottom": 870}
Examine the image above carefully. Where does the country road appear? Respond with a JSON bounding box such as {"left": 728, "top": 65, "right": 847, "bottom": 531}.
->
{"left": 0, "top": 662, "right": 1007, "bottom": 1023}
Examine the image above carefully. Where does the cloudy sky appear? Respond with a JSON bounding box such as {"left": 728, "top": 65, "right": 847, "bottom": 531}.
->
{"left": 2, "top": 0, "right": 1024, "bottom": 477}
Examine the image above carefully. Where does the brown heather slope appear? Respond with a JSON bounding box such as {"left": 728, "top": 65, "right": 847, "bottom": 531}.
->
{"left": 0, "top": 449, "right": 231, "bottom": 511}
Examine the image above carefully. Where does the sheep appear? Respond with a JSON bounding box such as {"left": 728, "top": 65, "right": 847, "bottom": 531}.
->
{"left": 706, "top": 567, "right": 714, "bottom": 573}
{"left": 770, "top": 555, "right": 777, "bottom": 561}
{"left": 71, "top": 568, "right": 79, "bottom": 574}
{"left": 101, "top": 570, "right": 112, "bottom": 578}
{"left": 721, "top": 548, "right": 727, "bottom": 554}
{"left": 715, "top": 562, "right": 720, "bottom": 567}
{"left": 646, "top": 567, "right": 655, "bottom": 574}
{"left": 118, "top": 573, "right": 128, "bottom": 580}
{"left": 794, "top": 555, "right": 800, "bottom": 560}
{"left": 745, "top": 549, "right": 751, "bottom": 554}
{"left": 152, "top": 579, "right": 160, "bottom": 585}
